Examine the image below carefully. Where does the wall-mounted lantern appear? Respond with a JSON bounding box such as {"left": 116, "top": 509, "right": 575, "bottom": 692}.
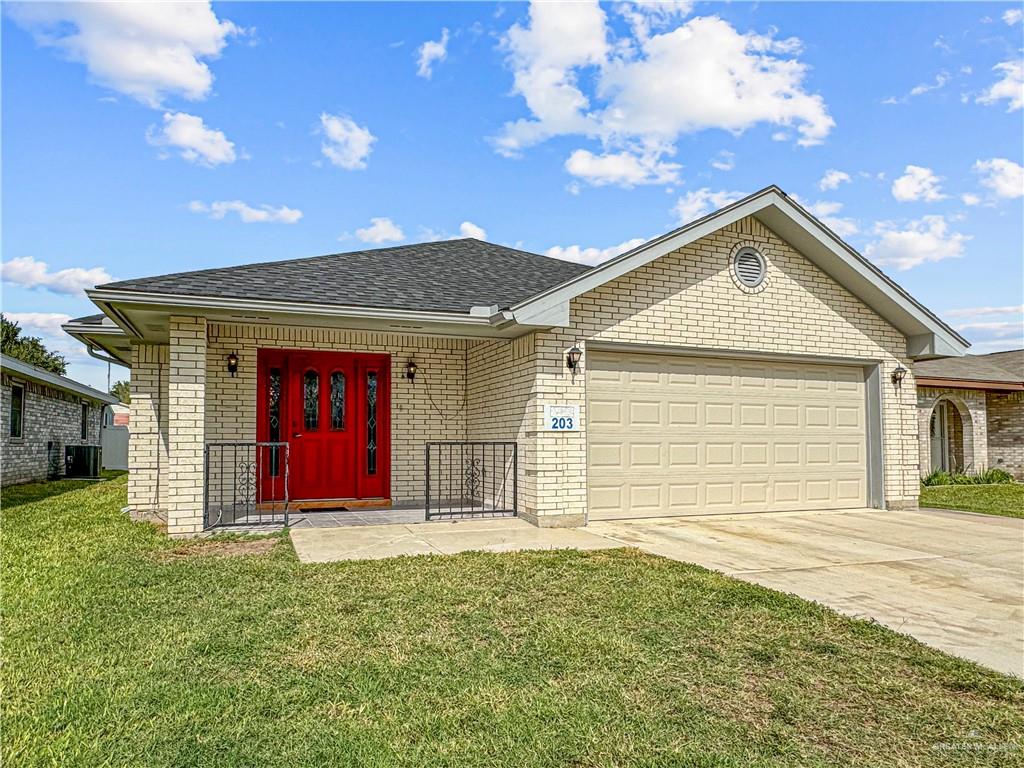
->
{"left": 566, "top": 344, "right": 582, "bottom": 373}
{"left": 227, "top": 351, "right": 239, "bottom": 377}
{"left": 891, "top": 364, "right": 907, "bottom": 388}
{"left": 406, "top": 360, "right": 418, "bottom": 381}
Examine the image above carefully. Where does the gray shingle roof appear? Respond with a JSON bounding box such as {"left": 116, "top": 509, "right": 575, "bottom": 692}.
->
{"left": 98, "top": 239, "right": 592, "bottom": 314}
{"left": 915, "top": 349, "right": 1023, "bottom": 384}
{"left": 68, "top": 313, "right": 107, "bottom": 325}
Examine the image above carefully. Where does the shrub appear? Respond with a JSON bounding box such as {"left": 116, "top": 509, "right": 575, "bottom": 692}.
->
{"left": 921, "top": 467, "right": 1015, "bottom": 486}
{"left": 922, "top": 469, "right": 953, "bottom": 487}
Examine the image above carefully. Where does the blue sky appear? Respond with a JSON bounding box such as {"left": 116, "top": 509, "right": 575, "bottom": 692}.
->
{"left": 2, "top": 1, "right": 1022, "bottom": 390}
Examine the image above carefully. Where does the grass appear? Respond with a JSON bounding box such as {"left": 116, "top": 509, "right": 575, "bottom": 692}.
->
{"left": 920, "top": 482, "right": 1024, "bottom": 519}
{"left": 3, "top": 477, "right": 1023, "bottom": 767}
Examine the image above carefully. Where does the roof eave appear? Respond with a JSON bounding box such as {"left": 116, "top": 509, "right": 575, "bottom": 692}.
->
{"left": 0, "top": 354, "right": 119, "bottom": 404}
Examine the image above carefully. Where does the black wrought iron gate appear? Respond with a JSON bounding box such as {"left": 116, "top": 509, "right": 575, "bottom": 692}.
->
{"left": 425, "top": 441, "right": 517, "bottom": 520}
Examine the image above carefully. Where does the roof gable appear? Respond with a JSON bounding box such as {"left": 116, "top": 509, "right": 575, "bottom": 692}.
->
{"left": 509, "top": 186, "right": 969, "bottom": 360}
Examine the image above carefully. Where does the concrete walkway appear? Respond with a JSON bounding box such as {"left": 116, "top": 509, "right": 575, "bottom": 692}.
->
{"left": 589, "top": 507, "right": 1024, "bottom": 677}
{"left": 291, "top": 516, "right": 614, "bottom": 562}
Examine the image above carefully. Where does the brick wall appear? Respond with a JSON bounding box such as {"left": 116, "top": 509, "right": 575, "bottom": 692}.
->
{"left": 466, "top": 334, "right": 538, "bottom": 518}
{"left": 128, "top": 344, "right": 169, "bottom": 511}
{"left": 527, "top": 215, "right": 918, "bottom": 524}
{"left": 987, "top": 391, "right": 1024, "bottom": 479}
{"left": 1, "top": 373, "right": 104, "bottom": 485}
{"left": 205, "top": 323, "right": 468, "bottom": 504}
{"left": 916, "top": 387, "right": 988, "bottom": 475}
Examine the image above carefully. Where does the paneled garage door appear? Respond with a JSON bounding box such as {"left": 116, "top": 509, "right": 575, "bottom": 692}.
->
{"left": 587, "top": 351, "right": 867, "bottom": 520}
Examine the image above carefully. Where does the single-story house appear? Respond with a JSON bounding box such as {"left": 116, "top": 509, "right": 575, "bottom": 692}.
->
{"left": 1, "top": 354, "right": 118, "bottom": 485}
{"left": 64, "top": 186, "right": 969, "bottom": 537}
{"left": 914, "top": 349, "right": 1023, "bottom": 478}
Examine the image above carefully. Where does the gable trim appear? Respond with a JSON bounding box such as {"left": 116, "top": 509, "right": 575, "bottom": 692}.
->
{"left": 510, "top": 186, "right": 969, "bottom": 360}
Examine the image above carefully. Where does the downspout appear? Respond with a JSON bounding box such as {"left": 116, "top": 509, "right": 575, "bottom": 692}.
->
{"left": 86, "top": 344, "right": 123, "bottom": 367}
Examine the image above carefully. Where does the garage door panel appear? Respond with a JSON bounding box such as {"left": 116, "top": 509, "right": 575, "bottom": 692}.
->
{"left": 588, "top": 351, "right": 867, "bottom": 519}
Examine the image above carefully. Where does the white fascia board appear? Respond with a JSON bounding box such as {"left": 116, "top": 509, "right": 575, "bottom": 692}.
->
{"left": 0, "top": 354, "right": 118, "bottom": 404}
{"left": 86, "top": 289, "right": 500, "bottom": 327}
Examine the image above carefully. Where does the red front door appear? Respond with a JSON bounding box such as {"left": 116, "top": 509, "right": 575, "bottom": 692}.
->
{"left": 257, "top": 349, "right": 390, "bottom": 501}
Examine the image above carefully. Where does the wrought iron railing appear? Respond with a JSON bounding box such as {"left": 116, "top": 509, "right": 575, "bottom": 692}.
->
{"left": 425, "top": 441, "right": 517, "bottom": 520}
{"left": 204, "top": 442, "right": 289, "bottom": 529}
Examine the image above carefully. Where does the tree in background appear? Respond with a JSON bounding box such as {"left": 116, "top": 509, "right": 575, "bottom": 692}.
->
{"left": 0, "top": 314, "right": 68, "bottom": 375}
{"left": 110, "top": 380, "right": 130, "bottom": 404}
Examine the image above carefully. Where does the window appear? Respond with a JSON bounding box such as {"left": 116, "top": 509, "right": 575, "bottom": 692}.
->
{"left": 267, "top": 368, "right": 282, "bottom": 476}
{"left": 330, "top": 371, "right": 346, "bottom": 430}
{"left": 733, "top": 247, "right": 767, "bottom": 288}
{"left": 303, "top": 370, "right": 319, "bottom": 431}
{"left": 81, "top": 402, "right": 89, "bottom": 440}
{"left": 9, "top": 384, "right": 24, "bottom": 438}
{"left": 366, "top": 371, "right": 378, "bottom": 475}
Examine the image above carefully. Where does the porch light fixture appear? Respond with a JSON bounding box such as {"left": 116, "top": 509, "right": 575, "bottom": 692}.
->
{"left": 405, "top": 360, "right": 418, "bottom": 381}
{"left": 891, "top": 364, "right": 908, "bottom": 387}
{"left": 227, "top": 351, "right": 239, "bottom": 377}
{"left": 566, "top": 344, "right": 583, "bottom": 373}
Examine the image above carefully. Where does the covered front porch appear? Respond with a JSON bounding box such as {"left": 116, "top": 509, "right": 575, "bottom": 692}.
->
{"left": 127, "top": 316, "right": 537, "bottom": 535}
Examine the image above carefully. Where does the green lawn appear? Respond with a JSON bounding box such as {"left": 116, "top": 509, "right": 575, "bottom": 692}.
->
{"left": 3, "top": 477, "right": 1023, "bottom": 767}
{"left": 920, "top": 483, "right": 1024, "bottom": 519}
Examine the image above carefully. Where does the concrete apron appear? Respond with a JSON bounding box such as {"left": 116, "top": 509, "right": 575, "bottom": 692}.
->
{"left": 290, "top": 516, "right": 615, "bottom": 563}
{"left": 589, "top": 507, "right": 1024, "bottom": 678}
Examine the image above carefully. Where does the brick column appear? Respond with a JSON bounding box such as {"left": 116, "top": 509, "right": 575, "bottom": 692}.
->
{"left": 167, "top": 316, "right": 207, "bottom": 536}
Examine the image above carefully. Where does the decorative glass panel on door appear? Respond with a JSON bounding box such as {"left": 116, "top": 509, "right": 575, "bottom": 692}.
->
{"left": 330, "top": 371, "right": 345, "bottom": 430}
{"left": 366, "top": 371, "right": 378, "bottom": 475}
{"left": 303, "top": 370, "right": 319, "bottom": 431}
{"left": 268, "top": 368, "right": 281, "bottom": 476}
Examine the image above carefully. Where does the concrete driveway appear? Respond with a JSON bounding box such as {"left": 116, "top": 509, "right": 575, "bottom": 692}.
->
{"left": 589, "top": 507, "right": 1024, "bottom": 677}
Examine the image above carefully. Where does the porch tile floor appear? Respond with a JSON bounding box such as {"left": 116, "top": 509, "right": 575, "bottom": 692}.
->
{"left": 290, "top": 517, "right": 617, "bottom": 563}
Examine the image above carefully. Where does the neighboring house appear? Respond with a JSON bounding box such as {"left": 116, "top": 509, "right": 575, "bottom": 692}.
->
{"left": 914, "top": 349, "right": 1024, "bottom": 479}
{"left": 1, "top": 354, "right": 117, "bottom": 485}
{"left": 108, "top": 403, "right": 130, "bottom": 427}
{"left": 64, "top": 186, "right": 968, "bottom": 536}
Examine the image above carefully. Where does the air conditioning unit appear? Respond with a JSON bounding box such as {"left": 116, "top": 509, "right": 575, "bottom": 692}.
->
{"left": 65, "top": 445, "right": 102, "bottom": 478}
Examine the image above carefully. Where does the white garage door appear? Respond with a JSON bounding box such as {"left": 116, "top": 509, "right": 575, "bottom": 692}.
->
{"left": 587, "top": 351, "right": 867, "bottom": 520}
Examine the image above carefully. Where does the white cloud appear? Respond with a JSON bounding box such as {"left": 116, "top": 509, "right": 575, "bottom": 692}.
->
{"left": 818, "top": 169, "right": 851, "bottom": 191}
{"left": 614, "top": 1, "right": 694, "bottom": 40}
{"left": 188, "top": 200, "right": 303, "bottom": 224}
{"left": 977, "top": 59, "right": 1024, "bottom": 112}
{"left": 564, "top": 148, "right": 680, "bottom": 186}
{"left": 419, "top": 221, "right": 489, "bottom": 241}
{"left": 458, "top": 221, "right": 487, "bottom": 240}
{"left": 944, "top": 304, "right": 1024, "bottom": 318}
{"left": 1003, "top": 9, "right": 1023, "bottom": 25}
{"left": 961, "top": 192, "right": 982, "bottom": 206}
{"left": 494, "top": 4, "right": 833, "bottom": 187}
{"left": 891, "top": 165, "right": 947, "bottom": 202}
{"left": 954, "top": 321, "right": 1023, "bottom": 339}
{"left": 7, "top": 2, "right": 239, "bottom": 107}
{"left": 791, "top": 197, "right": 858, "bottom": 238}
{"left": 973, "top": 158, "right": 1024, "bottom": 199}
{"left": 545, "top": 236, "right": 647, "bottom": 266}
{"left": 416, "top": 28, "right": 449, "bottom": 78}
{"left": 3, "top": 312, "right": 91, "bottom": 363}
{"left": 864, "top": 216, "right": 969, "bottom": 271}
{"left": 709, "top": 150, "right": 735, "bottom": 171}
{"left": 1, "top": 256, "right": 112, "bottom": 296}
{"left": 882, "top": 71, "right": 950, "bottom": 104}
{"left": 672, "top": 188, "right": 745, "bottom": 224}
{"left": 146, "top": 111, "right": 236, "bottom": 166}
{"left": 319, "top": 113, "right": 376, "bottom": 170}
{"left": 4, "top": 312, "right": 74, "bottom": 336}
{"left": 354, "top": 217, "right": 405, "bottom": 244}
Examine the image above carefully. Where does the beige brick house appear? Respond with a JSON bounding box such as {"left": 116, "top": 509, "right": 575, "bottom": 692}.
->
{"left": 914, "top": 350, "right": 1024, "bottom": 479}
{"left": 65, "top": 187, "right": 968, "bottom": 536}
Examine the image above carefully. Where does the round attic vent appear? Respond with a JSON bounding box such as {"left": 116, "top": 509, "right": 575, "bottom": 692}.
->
{"left": 734, "top": 247, "right": 766, "bottom": 288}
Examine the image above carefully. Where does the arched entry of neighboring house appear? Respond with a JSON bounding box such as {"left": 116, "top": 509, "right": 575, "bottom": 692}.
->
{"left": 928, "top": 396, "right": 974, "bottom": 472}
